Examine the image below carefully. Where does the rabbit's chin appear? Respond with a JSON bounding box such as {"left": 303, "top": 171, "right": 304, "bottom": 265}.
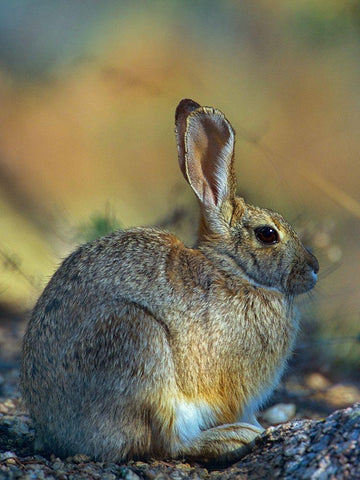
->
{"left": 241, "top": 264, "right": 317, "bottom": 296}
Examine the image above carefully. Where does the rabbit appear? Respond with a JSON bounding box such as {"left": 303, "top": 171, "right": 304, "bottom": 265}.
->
{"left": 21, "top": 98, "right": 319, "bottom": 464}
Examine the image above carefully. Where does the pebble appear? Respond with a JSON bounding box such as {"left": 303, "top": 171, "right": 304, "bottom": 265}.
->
{"left": 122, "top": 469, "right": 141, "bottom": 480}
{"left": 101, "top": 474, "right": 117, "bottom": 480}
{"left": 262, "top": 403, "right": 296, "bottom": 424}
{"left": 67, "top": 453, "right": 92, "bottom": 463}
{"left": 305, "top": 373, "right": 331, "bottom": 390}
{"left": 0, "top": 451, "right": 17, "bottom": 462}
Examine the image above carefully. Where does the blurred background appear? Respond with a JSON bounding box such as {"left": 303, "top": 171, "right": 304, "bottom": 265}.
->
{"left": 0, "top": 1, "right": 359, "bottom": 377}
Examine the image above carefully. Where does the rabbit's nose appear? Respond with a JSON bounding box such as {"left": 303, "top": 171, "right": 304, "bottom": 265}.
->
{"left": 306, "top": 249, "right": 319, "bottom": 274}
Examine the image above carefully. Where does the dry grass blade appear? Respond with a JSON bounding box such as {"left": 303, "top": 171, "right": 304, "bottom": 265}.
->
{"left": 299, "top": 169, "right": 360, "bottom": 220}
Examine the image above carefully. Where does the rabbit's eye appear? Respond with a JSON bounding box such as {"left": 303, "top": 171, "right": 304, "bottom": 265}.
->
{"left": 254, "top": 226, "right": 279, "bottom": 245}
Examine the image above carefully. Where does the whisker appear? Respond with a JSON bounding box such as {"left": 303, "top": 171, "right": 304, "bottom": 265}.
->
{"left": 296, "top": 333, "right": 360, "bottom": 350}
{"left": 318, "top": 261, "right": 342, "bottom": 280}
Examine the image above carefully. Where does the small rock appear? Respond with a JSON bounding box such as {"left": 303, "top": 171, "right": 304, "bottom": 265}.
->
{"left": 68, "top": 453, "right": 91, "bottom": 463}
{"left": 305, "top": 373, "right": 332, "bottom": 391}
{"left": 262, "top": 403, "right": 296, "bottom": 424}
{"left": 3, "top": 398, "right": 15, "bottom": 409}
{"left": 325, "top": 384, "right": 360, "bottom": 407}
{"left": 122, "top": 469, "right": 141, "bottom": 480}
{"left": 154, "top": 474, "right": 171, "bottom": 480}
{"left": 0, "top": 451, "right": 17, "bottom": 462}
{"left": 101, "top": 474, "right": 117, "bottom": 480}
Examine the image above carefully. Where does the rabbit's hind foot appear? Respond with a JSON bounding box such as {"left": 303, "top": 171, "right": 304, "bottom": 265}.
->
{"left": 180, "top": 422, "right": 264, "bottom": 464}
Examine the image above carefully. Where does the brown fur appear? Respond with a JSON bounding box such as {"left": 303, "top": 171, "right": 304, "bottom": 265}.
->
{"left": 21, "top": 99, "right": 319, "bottom": 463}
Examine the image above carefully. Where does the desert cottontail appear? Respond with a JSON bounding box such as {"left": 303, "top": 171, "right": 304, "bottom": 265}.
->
{"left": 21, "top": 99, "right": 319, "bottom": 463}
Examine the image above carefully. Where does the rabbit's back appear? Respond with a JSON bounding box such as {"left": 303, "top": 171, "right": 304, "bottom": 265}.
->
{"left": 26, "top": 228, "right": 200, "bottom": 331}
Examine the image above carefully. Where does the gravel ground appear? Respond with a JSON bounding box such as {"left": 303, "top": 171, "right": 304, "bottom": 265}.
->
{"left": 1, "top": 398, "right": 359, "bottom": 479}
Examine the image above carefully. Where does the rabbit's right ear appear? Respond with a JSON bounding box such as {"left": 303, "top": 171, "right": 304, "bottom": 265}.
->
{"left": 175, "top": 99, "right": 236, "bottom": 210}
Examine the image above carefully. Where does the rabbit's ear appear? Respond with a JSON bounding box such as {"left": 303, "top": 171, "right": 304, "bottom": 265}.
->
{"left": 175, "top": 98, "right": 201, "bottom": 179}
{"left": 175, "top": 99, "right": 236, "bottom": 208}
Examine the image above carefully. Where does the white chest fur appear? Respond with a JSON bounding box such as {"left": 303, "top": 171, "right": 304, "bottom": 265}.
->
{"left": 174, "top": 399, "right": 217, "bottom": 444}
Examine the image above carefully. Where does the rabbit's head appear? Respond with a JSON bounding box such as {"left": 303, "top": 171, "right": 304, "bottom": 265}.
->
{"left": 175, "top": 99, "right": 319, "bottom": 295}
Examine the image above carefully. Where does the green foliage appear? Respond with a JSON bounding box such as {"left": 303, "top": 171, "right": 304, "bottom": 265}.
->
{"left": 290, "top": 4, "right": 355, "bottom": 47}
{"left": 78, "top": 208, "right": 122, "bottom": 243}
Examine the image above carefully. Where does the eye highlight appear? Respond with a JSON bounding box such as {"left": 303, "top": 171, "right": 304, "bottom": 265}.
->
{"left": 254, "top": 226, "right": 279, "bottom": 245}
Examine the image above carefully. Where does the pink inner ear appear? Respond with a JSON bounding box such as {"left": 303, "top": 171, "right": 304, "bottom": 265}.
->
{"left": 185, "top": 113, "right": 234, "bottom": 207}
{"left": 185, "top": 139, "right": 217, "bottom": 206}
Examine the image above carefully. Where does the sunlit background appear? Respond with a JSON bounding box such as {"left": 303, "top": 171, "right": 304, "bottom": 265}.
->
{"left": 0, "top": 1, "right": 359, "bottom": 374}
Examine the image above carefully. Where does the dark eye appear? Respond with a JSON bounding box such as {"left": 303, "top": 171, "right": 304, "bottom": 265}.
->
{"left": 254, "top": 226, "right": 279, "bottom": 245}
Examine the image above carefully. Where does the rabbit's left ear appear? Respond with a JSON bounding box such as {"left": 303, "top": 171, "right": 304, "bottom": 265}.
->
{"left": 175, "top": 99, "right": 236, "bottom": 209}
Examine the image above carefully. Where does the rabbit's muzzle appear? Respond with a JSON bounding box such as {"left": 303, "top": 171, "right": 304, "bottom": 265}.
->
{"left": 286, "top": 249, "right": 319, "bottom": 295}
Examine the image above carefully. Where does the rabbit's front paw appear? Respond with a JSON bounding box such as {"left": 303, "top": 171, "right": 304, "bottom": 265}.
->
{"left": 181, "top": 422, "right": 263, "bottom": 464}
